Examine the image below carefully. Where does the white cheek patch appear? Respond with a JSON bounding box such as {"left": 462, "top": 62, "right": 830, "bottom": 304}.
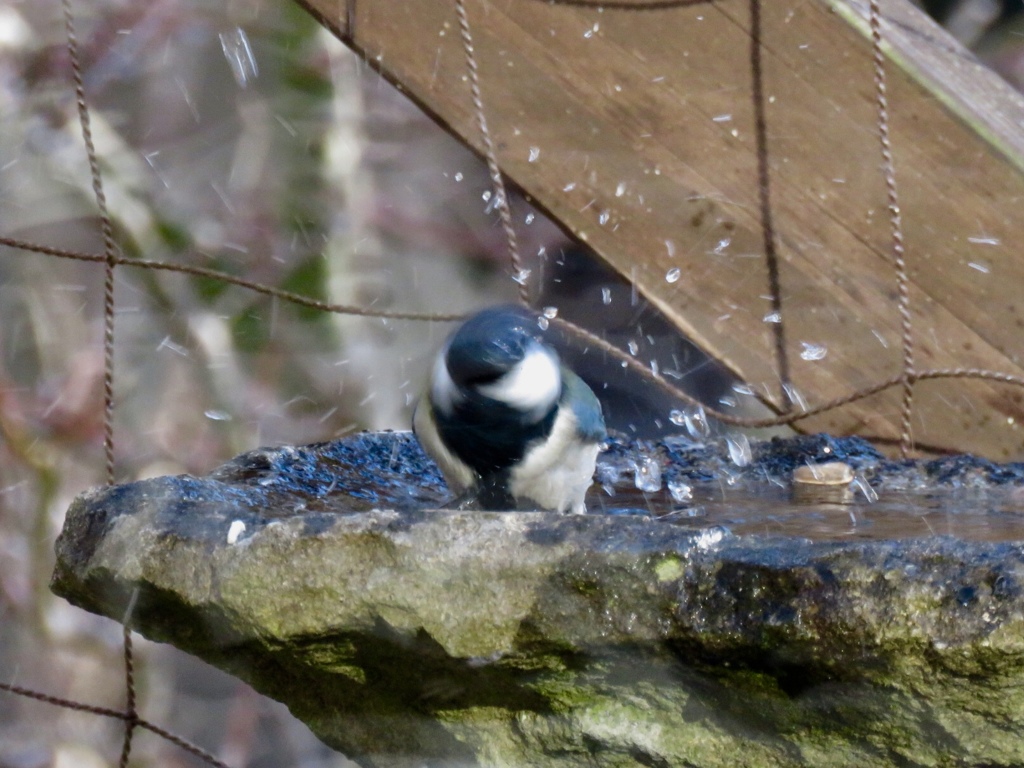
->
{"left": 477, "top": 345, "right": 561, "bottom": 418}
{"left": 430, "top": 350, "right": 461, "bottom": 416}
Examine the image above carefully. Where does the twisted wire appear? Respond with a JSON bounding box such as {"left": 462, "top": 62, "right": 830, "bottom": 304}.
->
{"left": 0, "top": 236, "right": 464, "bottom": 321}
{"left": 870, "top": 0, "right": 916, "bottom": 457}
{"left": 62, "top": 0, "right": 118, "bottom": 484}
{"left": 62, "top": 0, "right": 131, "bottom": 762}
{"left": 0, "top": 682, "right": 230, "bottom": 768}
{"left": 5, "top": 231, "right": 1024, "bottom": 434}
{"left": 454, "top": 0, "right": 529, "bottom": 305}
{"left": 5, "top": 2, "right": 1022, "bottom": 765}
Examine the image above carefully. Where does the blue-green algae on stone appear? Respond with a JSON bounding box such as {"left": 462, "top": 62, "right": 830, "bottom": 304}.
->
{"left": 51, "top": 431, "right": 1024, "bottom": 767}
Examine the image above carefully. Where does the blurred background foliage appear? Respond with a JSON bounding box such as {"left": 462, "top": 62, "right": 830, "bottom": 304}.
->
{"left": 0, "top": 0, "right": 1021, "bottom": 765}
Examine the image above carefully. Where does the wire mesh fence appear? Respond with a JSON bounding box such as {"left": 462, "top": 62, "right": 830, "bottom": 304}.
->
{"left": 4, "top": 0, "right": 1024, "bottom": 765}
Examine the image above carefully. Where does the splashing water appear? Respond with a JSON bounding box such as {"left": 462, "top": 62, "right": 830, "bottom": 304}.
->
{"left": 219, "top": 28, "right": 258, "bottom": 87}
{"left": 684, "top": 406, "right": 711, "bottom": 439}
{"left": 799, "top": 342, "right": 828, "bottom": 361}
{"left": 725, "top": 434, "right": 752, "bottom": 467}
{"left": 668, "top": 478, "right": 693, "bottom": 502}
{"left": 632, "top": 456, "right": 663, "bottom": 493}
{"left": 852, "top": 475, "right": 879, "bottom": 503}
{"left": 694, "top": 527, "right": 726, "bottom": 550}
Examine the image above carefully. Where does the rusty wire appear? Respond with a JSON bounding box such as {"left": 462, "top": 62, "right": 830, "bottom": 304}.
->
{"left": 0, "top": 682, "right": 231, "bottom": 768}
{"left": 454, "top": 0, "right": 530, "bottom": 306}
{"left": 60, "top": 0, "right": 137, "bottom": 764}
{"left": 4, "top": 228, "right": 1024, "bottom": 432}
{"left": 3, "top": 1, "right": 1024, "bottom": 766}
{"left": 870, "top": 0, "right": 917, "bottom": 458}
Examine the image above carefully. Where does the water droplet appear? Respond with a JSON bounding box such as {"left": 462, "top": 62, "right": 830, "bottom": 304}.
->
{"left": 713, "top": 237, "right": 731, "bottom": 255}
{"left": 783, "top": 383, "right": 808, "bottom": 411}
{"left": 542, "top": 306, "right": 558, "bottom": 319}
{"left": 763, "top": 312, "right": 782, "bottom": 324}
{"left": 219, "top": 28, "right": 259, "bottom": 87}
{"left": 204, "top": 410, "right": 232, "bottom": 421}
{"left": 528, "top": 146, "right": 541, "bottom": 162}
{"left": 537, "top": 317, "right": 549, "bottom": 330}
{"left": 632, "top": 456, "right": 663, "bottom": 493}
{"left": 454, "top": 172, "right": 464, "bottom": 182}
{"left": 628, "top": 340, "right": 639, "bottom": 356}
{"left": 668, "top": 477, "right": 692, "bottom": 502}
{"left": 525, "top": 212, "right": 535, "bottom": 225}
{"left": 725, "top": 433, "right": 752, "bottom": 467}
{"left": 513, "top": 268, "right": 532, "bottom": 285}
{"left": 669, "top": 409, "right": 686, "bottom": 426}
{"left": 615, "top": 182, "right": 626, "bottom": 197}
{"left": 712, "top": 114, "right": 732, "bottom": 122}
{"left": 601, "top": 287, "right": 612, "bottom": 305}
{"left": 852, "top": 475, "right": 878, "bottom": 503}
{"left": 599, "top": 210, "right": 610, "bottom": 225}
{"left": 665, "top": 240, "right": 676, "bottom": 257}
{"left": 695, "top": 527, "right": 726, "bottom": 550}
{"left": 563, "top": 182, "right": 577, "bottom": 192}
{"left": 967, "top": 261, "right": 990, "bottom": 273}
{"left": 967, "top": 236, "right": 1000, "bottom": 245}
{"left": 799, "top": 342, "right": 828, "bottom": 361}
{"left": 665, "top": 267, "right": 681, "bottom": 283}
{"left": 482, "top": 190, "right": 492, "bottom": 202}
{"left": 684, "top": 406, "right": 710, "bottom": 439}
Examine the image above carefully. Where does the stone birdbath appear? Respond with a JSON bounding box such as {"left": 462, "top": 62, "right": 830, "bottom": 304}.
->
{"left": 51, "top": 431, "right": 1024, "bottom": 767}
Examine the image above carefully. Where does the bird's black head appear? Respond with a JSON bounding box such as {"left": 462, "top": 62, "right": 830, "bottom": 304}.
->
{"left": 444, "top": 304, "right": 545, "bottom": 386}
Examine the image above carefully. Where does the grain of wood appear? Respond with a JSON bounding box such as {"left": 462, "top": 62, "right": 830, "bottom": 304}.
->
{"left": 296, "top": 0, "right": 1024, "bottom": 458}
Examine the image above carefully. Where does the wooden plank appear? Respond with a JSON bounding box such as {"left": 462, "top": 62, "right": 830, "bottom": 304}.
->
{"left": 296, "top": 0, "right": 1024, "bottom": 458}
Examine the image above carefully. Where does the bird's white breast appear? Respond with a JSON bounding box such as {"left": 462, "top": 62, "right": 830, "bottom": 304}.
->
{"left": 508, "top": 406, "right": 601, "bottom": 514}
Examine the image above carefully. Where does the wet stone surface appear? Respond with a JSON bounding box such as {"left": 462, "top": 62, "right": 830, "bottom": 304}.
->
{"left": 52, "top": 431, "right": 1024, "bottom": 767}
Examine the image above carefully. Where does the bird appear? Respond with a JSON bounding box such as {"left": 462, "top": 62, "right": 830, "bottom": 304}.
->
{"left": 413, "top": 305, "right": 606, "bottom": 514}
